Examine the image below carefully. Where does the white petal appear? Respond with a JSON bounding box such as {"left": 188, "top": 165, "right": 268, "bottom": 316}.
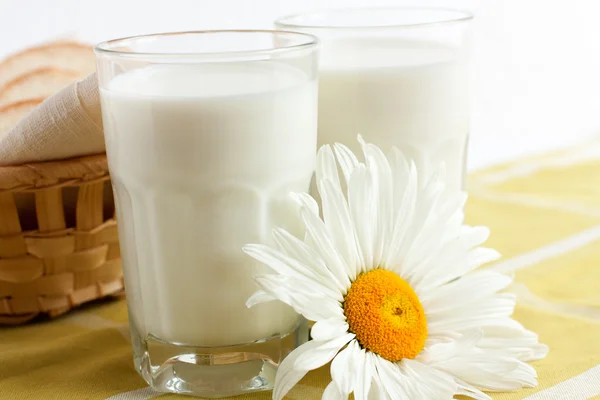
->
{"left": 253, "top": 274, "right": 343, "bottom": 321}
{"left": 368, "top": 372, "right": 389, "bottom": 400}
{"left": 294, "top": 332, "right": 355, "bottom": 370}
{"left": 479, "top": 326, "right": 549, "bottom": 362}
{"left": 332, "top": 339, "right": 370, "bottom": 400}
{"left": 409, "top": 226, "right": 489, "bottom": 284}
{"left": 428, "top": 294, "right": 516, "bottom": 333}
{"left": 355, "top": 349, "right": 373, "bottom": 400}
{"left": 383, "top": 160, "right": 417, "bottom": 271}
{"left": 402, "top": 189, "right": 465, "bottom": 275}
{"left": 373, "top": 356, "right": 411, "bottom": 398}
{"left": 319, "top": 178, "right": 362, "bottom": 281}
{"left": 417, "top": 330, "right": 483, "bottom": 365}
{"left": 244, "top": 243, "right": 342, "bottom": 300}
{"left": 458, "top": 225, "right": 492, "bottom": 249}
{"left": 388, "top": 146, "right": 410, "bottom": 200}
{"left": 438, "top": 354, "right": 538, "bottom": 391}
{"left": 400, "top": 191, "right": 468, "bottom": 287}
{"left": 300, "top": 206, "right": 352, "bottom": 291}
{"left": 422, "top": 247, "right": 502, "bottom": 290}
{"left": 422, "top": 331, "right": 461, "bottom": 350}
{"left": 246, "top": 290, "right": 275, "bottom": 308}
{"left": 455, "top": 380, "right": 492, "bottom": 400}
{"left": 322, "top": 381, "right": 345, "bottom": 400}
{"left": 272, "top": 228, "right": 344, "bottom": 296}
{"left": 334, "top": 142, "right": 359, "bottom": 188}
{"left": 348, "top": 163, "right": 374, "bottom": 271}
{"left": 331, "top": 341, "right": 376, "bottom": 400}
{"left": 427, "top": 330, "right": 540, "bottom": 393}
{"left": 402, "top": 223, "right": 453, "bottom": 287}
{"left": 330, "top": 339, "right": 359, "bottom": 396}
{"left": 274, "top": 340, "right": 325, "bottom": 400}
{"left": 311, "top": 318, "right": 349, "bottom": 342}
{"left": 290, "top": 191, "right": 320, "bottom": 217}
{"left": 400, "top": 359, "right": 457, "bottom": 400}
{"left": 455, "top": 247, "right": 503, "bottom": 277}
{"left": 316, "top": 145, "right": 342, "bottom": 194}
{"left": 395, "top": 181, "right": 446, "bottom": 279}
{"left": 419, "top": 271, "right": 513, "bottom": 313}
{"left": 418, "top": 226, "right": 492, "bottom": 283}
{"left": 436, "top": 190, "right": 468, "bottom": 224}
{"left": 425, "top": 161, "right": 447, "bottom": 187}
{"left": 363, "top": 142, "right": 394, "bottom": 268}
{"left": 480, "top": 337, "right": 549, "bottom": 363}
{"left": 389, "top": 172, "right": 445, "bottom": 279}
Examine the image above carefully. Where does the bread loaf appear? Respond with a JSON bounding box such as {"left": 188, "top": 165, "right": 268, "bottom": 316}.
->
{"left": 0, "top": 42, "right": 95, "bottom": 87}
{"left": 0, "top": 67, "right": 80, "bottom": 107}
{"left": 0, "top": 98, "right": 43, "bottom": 137}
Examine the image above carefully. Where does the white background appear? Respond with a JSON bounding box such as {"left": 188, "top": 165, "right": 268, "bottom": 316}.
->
{"left": 1, "top": 0, "right": 600, "bottom": 170}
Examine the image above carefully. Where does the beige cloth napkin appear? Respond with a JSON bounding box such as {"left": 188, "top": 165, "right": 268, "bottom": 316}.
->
{"left": 0, "top": 73, "right": 105, "bottom": 166}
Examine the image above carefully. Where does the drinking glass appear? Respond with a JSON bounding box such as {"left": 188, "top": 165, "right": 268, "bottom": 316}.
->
{"left": 95, "top": 30, "right": 319, "bottom": 398}
{"left": 277, "top": 8, "right": 473, "bottom": 189}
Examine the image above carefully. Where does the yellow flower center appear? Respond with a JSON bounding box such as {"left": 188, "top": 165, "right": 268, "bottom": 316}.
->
{"left": 343, "top": 269, "right": 427, "bottom": 362}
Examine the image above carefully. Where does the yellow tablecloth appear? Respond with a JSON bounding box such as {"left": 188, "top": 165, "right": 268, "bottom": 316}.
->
{"left": 3, "top": 141, "right": 600, "bottom": 400}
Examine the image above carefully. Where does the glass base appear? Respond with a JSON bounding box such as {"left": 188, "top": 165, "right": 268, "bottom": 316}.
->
{"left": 130, "top": 319, "right": 309, "bottom": 398}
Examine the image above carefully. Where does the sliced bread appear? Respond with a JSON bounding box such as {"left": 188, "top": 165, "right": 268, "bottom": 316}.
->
{"left": 0, "top": 42, "right": 95, "bottom": 87}
{"left": 0, "top": 99, "right": 43, "bottom": 137}
{"left": 0, "top": 68, "right": 80, "bottom": 107}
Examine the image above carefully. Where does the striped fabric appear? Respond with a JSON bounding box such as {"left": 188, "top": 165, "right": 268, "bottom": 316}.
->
{"left": 3, "top": 141, "right": 600, "bottom": 400}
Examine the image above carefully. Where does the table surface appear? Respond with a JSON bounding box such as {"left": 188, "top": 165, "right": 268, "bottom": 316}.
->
{"left": 2, "top": 0, "right": 600, "bottom": 172}
{"left": 2, "top": 139, "right": 600, "bottom": 400}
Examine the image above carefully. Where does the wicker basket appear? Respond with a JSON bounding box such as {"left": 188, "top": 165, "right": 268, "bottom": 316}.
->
{"left": 0, "top": 154, "right": 122, "bottom": 325}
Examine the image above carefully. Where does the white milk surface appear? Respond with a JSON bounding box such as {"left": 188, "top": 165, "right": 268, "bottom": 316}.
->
{"left": 318, "top": 38, "right": 469, "bottom": 189}
{"left": 101, "top": 63, "right": 317, "bottom": 346}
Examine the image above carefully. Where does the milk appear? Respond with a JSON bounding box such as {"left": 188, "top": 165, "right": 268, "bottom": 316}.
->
{"left": 318, "top": 38, "right": 469, "bottom": 189}
{"left": 101, "top": 63, "right": 317, "bottom": 347}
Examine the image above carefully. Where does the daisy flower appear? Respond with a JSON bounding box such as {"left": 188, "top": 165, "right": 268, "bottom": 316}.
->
{"left": 244, "top": 138, "right": 548, "bottom": 400}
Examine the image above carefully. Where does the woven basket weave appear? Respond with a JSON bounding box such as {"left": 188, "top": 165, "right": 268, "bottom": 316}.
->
{"left": 0, "top": 154, "right": 122, "bottom": 325}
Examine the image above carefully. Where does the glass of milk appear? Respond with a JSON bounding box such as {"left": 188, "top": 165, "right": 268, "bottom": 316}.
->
{"left": 95, "top": 31, "right": 319, "bottom": 397}
{"left": 276, "top": 7, "right": 473, "bottom": 189}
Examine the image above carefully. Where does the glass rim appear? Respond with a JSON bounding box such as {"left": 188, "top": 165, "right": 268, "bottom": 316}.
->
{"left": 275, "top": 7, "right": 474, "bottom": 31}
{"left": 94, "top": 29, "right": 319, "bottom": 60}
